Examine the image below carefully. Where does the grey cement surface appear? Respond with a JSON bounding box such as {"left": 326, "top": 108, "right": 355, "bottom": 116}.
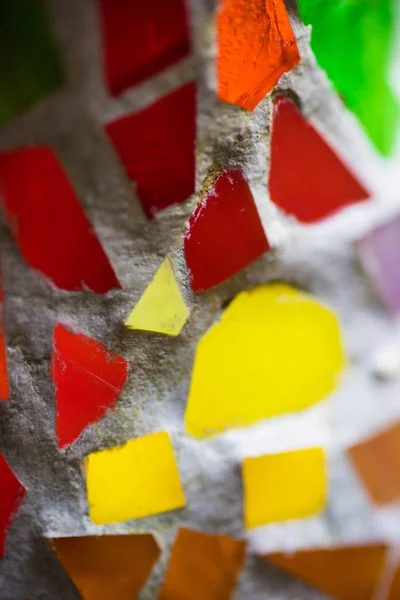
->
{"left": 0, "top": 0, "right": 400, "bottom": 598}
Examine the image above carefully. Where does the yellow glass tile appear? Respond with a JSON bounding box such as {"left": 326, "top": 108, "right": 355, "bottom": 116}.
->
{"left": 125, "top": 257, "right": 189, "bottom": 336}
{"left": 242, "top": 447, "right": 327, "bottom": 528}
{"left": 185, "top": 283, "right": 346, "bottom": 438}
{"left": 86, "top": 431, "right": 186, "bottom": 525}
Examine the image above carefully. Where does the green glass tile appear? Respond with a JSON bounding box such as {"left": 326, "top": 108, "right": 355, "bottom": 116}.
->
{"left": 0, "top": 0, "right": 63, "bottom": 126}
{"left": 298, "top": 0, "right": 399, "bottom": 156}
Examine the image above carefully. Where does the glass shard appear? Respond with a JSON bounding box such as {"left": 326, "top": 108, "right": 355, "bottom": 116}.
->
{"left": 0, "top": 277, "right": 9, "bottom": 400}
{"left": 185, "top": 284, "right": 346, "bottom": 438}
{"left": 0, "top": 455, "right": 26, "bottom": 557}
{"left": 125, "top": 258, "right": 189, "bottom": 336}
{"left": 269, "top": 96, "right": 369, "bottom": 223}
{"left": 297, "top": 0, "right": 399, "bottom": 155}
{"left": 265, "top": 545, "right": 388, "bottom": 600}
{"left": 184, "top": 169, "right": 270, "bottom": 292}
{"left": 52, "top": 324, "right": 129, "bottom": 449}
{"left": 0, "top": 147, "right": 120, "bottom": 293}
{"left": 86, "top": 431, "right": 185, "bottom": 525}
{"left": 0, "top": 0, "right": 63, "bottom": 126}
{"left": 357, "top": 218, "right": 400, "bottom": 316}
{"left": 105, "top": 82, "right": 195, "bottom": 218}
{"left": 49, "top": 534, "right": 160, "bottom": 600}
{"left": 243, "top": 448, "right": 326, "bottom": 528}
{"left": 347, "top": 423, "right": 400, "bottom": 506}
{"left": 217, "top": 0, "right": 300, "bottom": 110}
{"left": 159, "top": 528, "right": 246, "bottom": 600}
{"left": 98, "top": 0, "right": 190, "bottom": 96}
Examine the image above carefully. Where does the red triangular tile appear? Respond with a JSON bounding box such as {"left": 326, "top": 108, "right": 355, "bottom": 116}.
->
{"left": 52, "top": 324, "right": 129, "bottom": 449}
{"left": 184, "top": 169, "right": 270, "bottom": 292}
{"left": 0, "top": 147, "right": 120, "bottom": 293}
{"left": 98, "top": 0, "right": 190, "bottom": 96}
{"left": 105, "top": 82, "right": 196, "bottom": 218}
{"left": 0, "top": 455, "right": 25, "bottom": 557}
{"left": 268, "top": 96, "right": 370, "bottom": 223}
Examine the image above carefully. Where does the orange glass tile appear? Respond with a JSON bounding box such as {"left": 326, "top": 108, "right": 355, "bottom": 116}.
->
{"left": 217, "top": 0, "right": 300, "bottom": 110}
{"left": 388, "top": 563, "right": 400, "bottom": 600}
{"left": 158, "top": 528, "right": 246, "bottom": 600}
{"left": 49, "top": 534, "right": 160, "bottom": 600}
{"left": 348, "top": 423, "right": 400, "bottom": 505}
{"left": 265, "top": 545, "right": 387, "bottom": 600}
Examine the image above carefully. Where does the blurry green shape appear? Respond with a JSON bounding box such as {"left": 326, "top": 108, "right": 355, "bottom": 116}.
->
{"left": 0, "top": 0, "right": 63, "bottom": 126}
{"left": 298, "top": 0, "right": 399, "bottom": 156}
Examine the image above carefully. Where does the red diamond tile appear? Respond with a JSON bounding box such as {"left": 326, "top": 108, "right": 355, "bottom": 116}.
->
{"left": 0, "top": 147, "right": 120, "bottom": 293}
{"left": 105, "top": 82, "right": 196, "bottom": 218}
{"left": 98, "top": 0, "right": 190, "bottom": 97}
{"left": 0, "top": 455, "right": 25, "bottom": 557}
{"left": 268, "top": 96, "right": 370, "bottom": 223}
{"left": 184, "top": 169, "right": 270, "bottom": 292}
{"left": 52, "top": 324, "right": 129, "bottom": 449}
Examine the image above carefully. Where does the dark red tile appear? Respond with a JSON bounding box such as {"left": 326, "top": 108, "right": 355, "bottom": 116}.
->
{"left": 98, "top": 0, "right": 190, "bottom": 97}
{"left": 0, "top": 277, "right": 9, "bottom": 400}
{"left": 0, "top": 455, "right": 25, "bottom": 557}
{"left": 52, "top": 324, "right": 129, "bottom": 449}
{"left": 268, "top": 96, "right": 370, "bottom": 223}
{"left": 105, "top": 82, "right": 196, "bottom": 218}
{"left": 0, "top": 147, "right": 120, "bottom": 293}
{"left": 184, "top": 169, "right": 270, "bottom": 292}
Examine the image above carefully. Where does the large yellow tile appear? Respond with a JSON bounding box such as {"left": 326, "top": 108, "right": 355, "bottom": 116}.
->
{"left": 185, "top": 283, "right": 346, "bottom": 438}
{"left": 125, "top": 257, "right": 189, "bottom": 336}
{"left": 243, "top": 447, "right": 327, "bottom": 528}
{"left": 86, "top": 431, "right": 186, "bottom": 525}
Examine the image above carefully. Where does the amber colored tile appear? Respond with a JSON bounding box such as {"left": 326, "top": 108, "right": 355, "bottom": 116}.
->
{"left": 158, "top": 528, "right": 246, "bottom": 600}
{"left": 265, "top": 545, "right": 388, "bottom": 600}
{"left": 388, "top": 563, "right": 400, "bottom": 600}
{"left": 347, "top": 423, "right": 400, "bottom": 505}
{"left": 217, "top": 0, "right": 300, "bottom": 110}
{"left": 49, "top": 534, "right": 160, "bottom": 600}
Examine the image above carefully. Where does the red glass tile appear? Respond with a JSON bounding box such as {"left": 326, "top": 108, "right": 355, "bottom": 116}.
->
{"left": 158, "top": 527, "right": 246, "bottom": 600}
{"left": 184, "top": 169, "right": 270, "bottom": 292}
{"left": 0, "top": 278, "right": 9, "bottom": 400}
{"left": 105, "top": 82, "right": 196, "bottom": 219}
{"left": 268, "top": 96, "right": 370, "bottom": 223}
{"left": 0, "top": 147, "right": 120, "bottom": 293}
{"left": 52, "top": 324, "right": 129, "bottom": 449}
{"left": 98, "top": 0, "right": 190, "bottom": 97}
{"left": 0, "top": 454, "right": 25, "bottom": 557}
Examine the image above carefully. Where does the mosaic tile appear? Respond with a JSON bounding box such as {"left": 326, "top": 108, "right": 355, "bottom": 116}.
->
{"left": 98, "top": 0, "right": 190, "bottom": 96}
{"left": 49, "top": 534, "right": 160, "bottom": 600}
{"left": 243, "top": 448, "right": 326, "bottom": 528}
{"left": 217, "top": 0, "right": 300, "bottom": 110}
{"left": 185, "top": 284, "right": 346, "bottom": 438}
{"left": 348, "top": 423, "right": 400, "bottom": 506}
{"left": 298, "top": 0, "right": 399, "bottom": 155}
{"left": 269, "top": 96, "right": 369, "bottom": 223}
{"left": 105, "top": 82, "right": 195, "bottom": 218}
{"left": 184, "top": 169, "right": 270, "bottom": 292}
{"left": 158, "top": 528, "right": 246, "bottom": 600}
{"left": 86, "top": 431, "right": 185, "bottom": 525}
{"left": 125, "top": 258, "right": 189, "bottom": 336}
{"left": 0, "top": 455, "right": 25, "bottom": 557}
{"left": 0, "top": 277, "right": 9, "bottom": 400}
{"left": 0, "top": 0, "right": 63, "bottom": 126}
{"left": 52, "top": 324, "right": 128, "bottom": 449}
{"left": 357, "top": 217, "right": 400, "bottom": 316}
{"left": 265, "top": 545, "right": 388, "bottom": 600}
{"left": 0, "top": 147, "right": 120, "bottom": 293}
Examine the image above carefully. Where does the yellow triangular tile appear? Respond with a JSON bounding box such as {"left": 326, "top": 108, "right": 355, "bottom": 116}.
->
{"left": 125, "top": 257, "right": 189, "bottom": 336}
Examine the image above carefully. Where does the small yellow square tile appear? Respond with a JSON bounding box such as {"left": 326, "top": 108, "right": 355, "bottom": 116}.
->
{"left": 242, "top": 447, "right": 327, "bottom": 529}
{"left": 87, "top": 431, "right": 186, "bottom": 525}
